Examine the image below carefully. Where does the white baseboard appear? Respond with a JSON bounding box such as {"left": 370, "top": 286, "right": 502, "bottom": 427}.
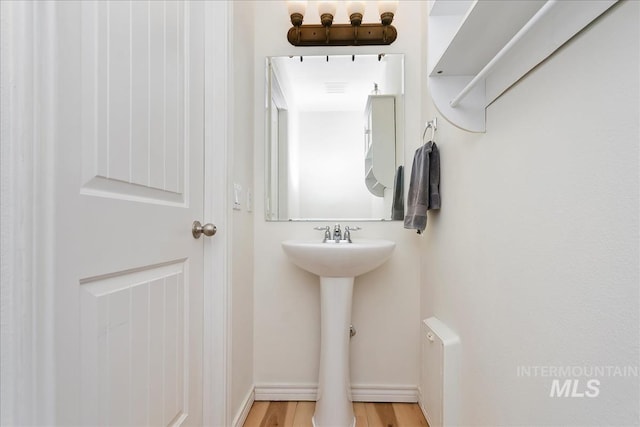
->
{"left": 254, "top": 383, "right": 317, "bottom": 401}
{"left": 232, "top": 388, "right": 255, "bottom": 427}
{"left": 417, "top": 387, "right": 429, "bottom": 423}
{"left": 254, "top": 383, "right": 418, "bottom": 403}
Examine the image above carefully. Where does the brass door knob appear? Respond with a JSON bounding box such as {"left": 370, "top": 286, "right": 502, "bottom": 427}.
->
{"left": 192, "top": 221, "right": 217, "bottom": 239}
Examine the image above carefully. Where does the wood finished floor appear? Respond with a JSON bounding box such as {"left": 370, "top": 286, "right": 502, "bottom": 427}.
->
{"left": 243, "top": 401, "right": 429, "bottom": 427}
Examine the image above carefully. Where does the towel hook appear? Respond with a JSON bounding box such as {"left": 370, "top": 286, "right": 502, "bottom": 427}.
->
{"left": 422, "top": 117, "right": 438, "bottom": 143}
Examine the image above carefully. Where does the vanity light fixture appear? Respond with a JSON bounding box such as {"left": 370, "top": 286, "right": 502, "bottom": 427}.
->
{"left": 287, "top": 0, "right": 398, "bottom": 46}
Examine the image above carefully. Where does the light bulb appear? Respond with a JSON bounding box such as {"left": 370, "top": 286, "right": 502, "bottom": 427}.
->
{"left": 287, "top": 0, "right": 307, "bottom": 16}
{"left": 378, "top": 0, "right": 398, "bottom": 15}
{"left": 318, "top": 1, "right": 337, "bottom": 17}
{"left": 346, "top": 1, "right": 366, "bottom": 16}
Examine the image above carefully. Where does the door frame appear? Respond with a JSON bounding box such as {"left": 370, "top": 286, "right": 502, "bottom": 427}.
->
{"left": 1, "top": 2, "right": 57, "bottom": 424}
{"left": 203, "top": 1, "right": 232, "bottom": 426}
{"left": 0, "top": 1, "right": 231, "bottom": 425}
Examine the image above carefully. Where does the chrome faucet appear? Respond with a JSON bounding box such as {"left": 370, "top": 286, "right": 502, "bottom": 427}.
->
{"left": 333, "top": 224, "right": 342, "bottom": 242}
{"left": 314, "top": 224, "right": 361, "bottom": 242}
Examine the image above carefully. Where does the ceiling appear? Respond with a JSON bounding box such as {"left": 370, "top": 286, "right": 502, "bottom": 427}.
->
{"left": 272, "top": 54, "right": 394, "bottom": 112}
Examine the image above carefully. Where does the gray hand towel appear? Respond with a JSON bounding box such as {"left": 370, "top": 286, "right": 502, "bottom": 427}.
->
{"left": 391, "top": 165, "right": 404, "bottom": 220}
{"left": 429, "top": 143, "right": 441, "bottom": 210}
{"left": 404, "top": 141, "right": 440, "bottom": 233}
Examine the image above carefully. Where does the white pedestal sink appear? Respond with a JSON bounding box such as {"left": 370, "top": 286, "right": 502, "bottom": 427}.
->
{"left": 281, "top": 239, "right": 396, "bottom": 427}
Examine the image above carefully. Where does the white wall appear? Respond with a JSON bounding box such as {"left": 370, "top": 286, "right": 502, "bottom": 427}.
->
{"left": 253, "top": 1, "right": 425, "bottom": 394}
{"left": 420, "top": 1, "right": 639, "bottom": 425}
{"left": 229, "top": 1, "right": 255, "bottom": 421}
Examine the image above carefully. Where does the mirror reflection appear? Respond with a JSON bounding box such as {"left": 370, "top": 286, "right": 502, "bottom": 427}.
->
{"left": 265, "top": 54, "right": 404, "bottom": 221}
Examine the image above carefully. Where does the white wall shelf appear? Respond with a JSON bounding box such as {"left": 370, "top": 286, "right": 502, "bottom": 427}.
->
{"left": 427, "top": 0, "right": 618, "bottom": 132}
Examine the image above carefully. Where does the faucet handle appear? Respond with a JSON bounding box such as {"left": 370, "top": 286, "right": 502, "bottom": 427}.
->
{"left": 343, "top": 225, "right": 361, "bottom": 243}
{"left": 314, "top": 225, "right": 331, "bottom": 242}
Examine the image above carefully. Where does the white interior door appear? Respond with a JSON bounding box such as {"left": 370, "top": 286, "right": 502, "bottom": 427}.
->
{"left": 53, "top": 1, "right": 206, "bottom": 425}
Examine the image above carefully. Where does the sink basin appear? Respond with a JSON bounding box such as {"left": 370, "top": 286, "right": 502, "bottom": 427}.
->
{"left": 281, "top": 239, "right": 396, "bottom": 278}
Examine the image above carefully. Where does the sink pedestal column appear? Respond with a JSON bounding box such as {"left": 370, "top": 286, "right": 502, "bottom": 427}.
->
{"left": 313, "top": 277, "right": 355, "bottom": 427}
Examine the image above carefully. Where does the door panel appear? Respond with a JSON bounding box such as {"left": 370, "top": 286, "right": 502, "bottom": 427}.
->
{"left": 55, "top": 1, "right": 205, "bottom": 425}
{"left": 80, "top": 0, "right": 187, "bottom": 206}
{"left": 80, "top": 261, "right": 188, "bottom": 426}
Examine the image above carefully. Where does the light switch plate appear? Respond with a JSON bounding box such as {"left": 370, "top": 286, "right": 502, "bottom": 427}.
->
{"left": 246, "top": 189, "right": 253, "bottom": 212}
{"left": 233, "top": 183, "right": 242, "bottom": 210}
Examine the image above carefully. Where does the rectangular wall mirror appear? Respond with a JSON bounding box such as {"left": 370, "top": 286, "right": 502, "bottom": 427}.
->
{"left": 265, "top": 54, "right": 405, "bottom": 221}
